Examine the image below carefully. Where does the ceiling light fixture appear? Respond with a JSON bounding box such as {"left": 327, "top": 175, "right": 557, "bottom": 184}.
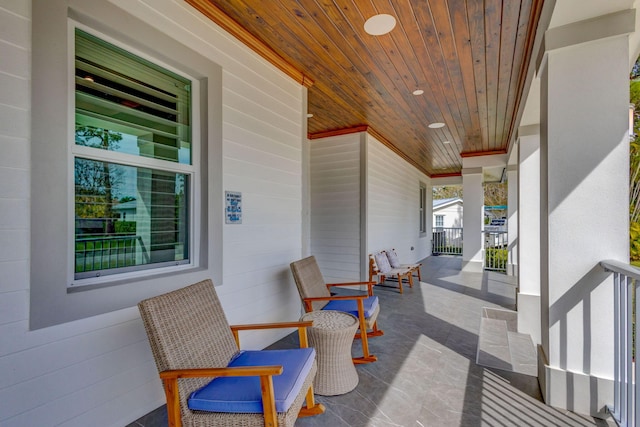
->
{"left": 364, "top": 14, "right": 396, "bottom": 36}
{"left": 442, "top": 140, "right": 451, "bottom": 144}
{"left": 428, "top": 122, "right": 445, "bottom": 129}
{"left": 307, "top": 113, "right": 314, "bottom": 118}
{"left": 412, "top": 89, "right": 424, "bottom": 96}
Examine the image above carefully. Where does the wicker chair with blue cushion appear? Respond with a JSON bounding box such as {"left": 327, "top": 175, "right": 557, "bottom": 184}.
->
{"left": 290, "top": 256, "right": 383, "bottom": 364}
{"left": 138, "top": 279, "right": 325, "bottom": 427}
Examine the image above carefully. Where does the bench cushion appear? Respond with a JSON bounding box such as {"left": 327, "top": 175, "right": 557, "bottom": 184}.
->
{"left": 188, "top": 348, "right": 315, "bottom": 414}
{"left": 374, "top": 252, "right": 392, "bottom": 274}
{"left": 323, "top": 295, "right": 379, "bottom": 318}
{"left": 385, "top": 249, "right": 401, "bottom": 268}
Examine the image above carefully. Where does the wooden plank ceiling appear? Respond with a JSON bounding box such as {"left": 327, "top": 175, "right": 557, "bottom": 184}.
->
{"left": 187, "top": 0, "right": 544, "bottom": 177}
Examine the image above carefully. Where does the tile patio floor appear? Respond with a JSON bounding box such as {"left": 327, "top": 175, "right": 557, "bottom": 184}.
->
{"left": 129, "top": 255, "right": 615, "bottom": 427}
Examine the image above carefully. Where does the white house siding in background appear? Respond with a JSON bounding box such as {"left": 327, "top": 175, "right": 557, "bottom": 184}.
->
{"left": 310, "top": 134, "right": 363, "bottom": 282}
{"left": 0, "top": 1, "right": 305, "bottom": 426}
{"left": 367, "top": 135, "right": 431, "bottom": 264}
{"left": 432, "top": 198, "right": 463, "bottom": 228}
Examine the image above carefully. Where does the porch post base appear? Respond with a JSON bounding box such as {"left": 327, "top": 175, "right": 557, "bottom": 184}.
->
{"left": 516, "top": 293, "right": 540, "bottom": 346}
{"left": 538, "top": 345, "right": 613, "bottom": 419}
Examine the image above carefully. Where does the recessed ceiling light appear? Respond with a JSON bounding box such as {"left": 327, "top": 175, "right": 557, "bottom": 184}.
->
{"left": 442, "top": 140, "right": 451, "bottom": 144}
{"left": 412, "top": 89, "right": 424, "bottom": 96}
{"left": 307, "top": 113, "right": 313, "bottom": 118}
{"left": 364, "top": 14, "right": 396, "bottom": 36}
{"left": 428, "top": 122, "right": 445, "bottom": 129}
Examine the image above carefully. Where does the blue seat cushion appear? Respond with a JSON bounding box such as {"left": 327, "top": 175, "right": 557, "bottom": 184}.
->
{"left": 323, "top": 295, "right": 378, "bottom": 318}
{"left": 188, "top": 348, "right": 315, "bottom": 414}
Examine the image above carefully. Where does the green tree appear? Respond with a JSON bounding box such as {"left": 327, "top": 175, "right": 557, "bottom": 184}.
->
{"left": 484, "top": 182, "right": 508, "bottom": 207}
{"left": 75, "top": 126, "right": 123, "bottom": 234}
{"left": 433, "top": 185, "right": 463, "bottom": 200}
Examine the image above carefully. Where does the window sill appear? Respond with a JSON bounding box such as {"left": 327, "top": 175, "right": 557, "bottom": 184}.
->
{"left": 68, "top": 262, "right": 201, "bottom": 293}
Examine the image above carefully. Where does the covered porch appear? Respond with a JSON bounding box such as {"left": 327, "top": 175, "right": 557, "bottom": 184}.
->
{"left": 3, "top": 0, "right": 640, "bottom": 426}
{"left": 129, "top": 256, "right": 613, "bottom": 427}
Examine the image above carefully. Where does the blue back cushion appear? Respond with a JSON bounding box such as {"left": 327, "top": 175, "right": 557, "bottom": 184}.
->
{"left": 323, "top": 295, "right": 378, "bottom": 318}
{"left": 188, "top": 348, "right": 315, "bottom": 413}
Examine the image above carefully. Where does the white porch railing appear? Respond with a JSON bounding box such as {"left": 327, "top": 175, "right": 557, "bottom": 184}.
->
{"left": 601, "top": 259, "right": 640, "bottom": 427}
{"left": 432, "top": 227, "right": 463, "bottom": 255}
{"left": 484, "top": 231, "right": 508, "bottom": 273}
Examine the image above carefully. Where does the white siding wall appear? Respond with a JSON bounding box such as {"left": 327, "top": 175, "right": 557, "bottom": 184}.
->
{"left": 0, "top": 0, "right": 305, "bottom": 425}
{"left": 367, "top": 135, "right": 431, "bottom": 263}
{"left": 309, "top": 134, "right": 362, "bottom": 282}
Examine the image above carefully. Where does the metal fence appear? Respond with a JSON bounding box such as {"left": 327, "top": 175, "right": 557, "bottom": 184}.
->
{"left": 484, "top": 231, "right": 508, "bottom": 272}
{"left": 600, "top": 260, "right": 640, "bottom": 427}
{"left": 432, "top": 228, "right": 463, "bottom": 255}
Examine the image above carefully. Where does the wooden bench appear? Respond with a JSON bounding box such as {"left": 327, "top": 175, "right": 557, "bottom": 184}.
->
{"left": 369, "top": 251, "right": 414, "bottom": 294}
{"left": 386, "top": 248, "right": 422, "bottom": 283}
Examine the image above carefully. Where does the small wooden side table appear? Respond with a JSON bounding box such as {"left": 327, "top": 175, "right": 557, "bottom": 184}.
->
{"left": 301, "top": 310, "right": 359, "bottom": 395}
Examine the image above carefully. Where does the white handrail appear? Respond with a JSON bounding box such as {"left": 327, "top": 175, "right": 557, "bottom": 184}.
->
{"left": 600, "top": 260, "right": 639, "bottom": 427}
{"left": 601, "top": 260, "right": 640, "bottom": 281}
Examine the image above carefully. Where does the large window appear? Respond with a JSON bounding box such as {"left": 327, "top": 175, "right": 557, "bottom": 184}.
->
{"left": 31, "top": 3, "right": 221, "bottom": 329}
{"left": 73, "top": 29, "right": 195, "bottom": 281}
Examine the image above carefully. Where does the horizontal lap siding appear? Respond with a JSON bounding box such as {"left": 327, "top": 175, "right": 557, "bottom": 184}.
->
{"left": 367, "top": 135, "right": 431, "bottom": 264}
{"left": 0, "top": 0, "right": 31, "bottom": 349}
{"left": 0, "top": 2, "right": 30, "bottom": 334}
{"left": 0, "top": 0, "right": 305, "bottom": 425}
{"left": 221, "top": 64, "right": 303, "bottom": 336}
{"left": 310, "top": 134, "right": 362, "bottom": 282}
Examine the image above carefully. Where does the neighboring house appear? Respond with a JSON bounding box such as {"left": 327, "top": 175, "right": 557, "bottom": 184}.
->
{"left": 112, "top": 200, "right": 138, "bottom": 222}
{"left": 432, "top": 197, "right": 463, "bottom": 228}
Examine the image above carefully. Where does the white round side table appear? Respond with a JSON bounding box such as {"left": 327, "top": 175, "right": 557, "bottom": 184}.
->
{"left": 301, "top": 310, "right": 359, "bottom": 395}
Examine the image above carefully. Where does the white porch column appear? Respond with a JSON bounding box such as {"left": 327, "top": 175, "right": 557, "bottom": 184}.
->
{"left": 462, "top": 168, "right": 484, "bottom": 272}
{"left": 539, "top": 10, "right": 633, "bottom": 415}
{"left": 517, "top": 125, "right": 541, "bottom": 346}
{"left": 507, "top": 151, "right": 518, "bottom": 276}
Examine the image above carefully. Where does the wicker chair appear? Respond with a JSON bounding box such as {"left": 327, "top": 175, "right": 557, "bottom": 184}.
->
{"left": 138, "top": 279, "right": 325, "bottom": 427}
{"left": 290, "top": 256, "right": 383, "bottom": 364}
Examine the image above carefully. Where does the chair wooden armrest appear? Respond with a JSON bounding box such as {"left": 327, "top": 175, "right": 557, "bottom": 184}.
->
{"left": 303, "top": 295, "right": 367, "bottom": 302}
{"left": 230, "top": 321, "right": 314, "bottom": 348}
{"left": 160, "top": 366, "right": 283, "bottom": 427}
{"left": 326, "top": 281, "right": 376, "bottom": 296}
{"left": 326, "top": 281, "right": 375, "bottom": 287}
{"left": 160, "top": 365, "right": 283, "bottom": 380}
{"left": 230, "top": 320, "right": 313, "bottom": 331}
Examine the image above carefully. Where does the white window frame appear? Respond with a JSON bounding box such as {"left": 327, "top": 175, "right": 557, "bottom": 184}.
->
{"left": 435, "top": 214, "right": 444, "bottom": 228}
{"left": 419, "top": 183, "right": 427, "bottom": 235}
{"left": 67, "top": 21, "right": 201, "bottom": 288}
